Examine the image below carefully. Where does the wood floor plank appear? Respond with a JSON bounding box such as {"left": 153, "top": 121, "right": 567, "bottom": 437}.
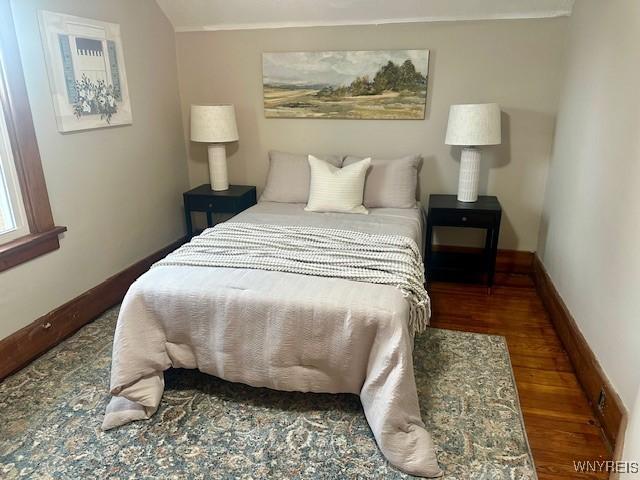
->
{"left": 526, "top": 427, "right": 608, "bottom": 457}
{"left": 522, "top": 405, "right": 596, "bottom": 425}
{"left": 513, "top": 366, "right": 582, "bottom": 389}
{"left": 533, "top": 449, "right": 609, "bottom": 479}
{"left": 522, "top": 412, "right": 603, "bottom": 436}
{"left": 429, "top": 277, "right": 611, "bottom": 478}
{"left": 509, "top": 352, "right": 574, "bottom": 372}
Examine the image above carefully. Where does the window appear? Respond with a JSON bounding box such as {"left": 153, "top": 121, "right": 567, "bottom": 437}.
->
{"left": 0, "top": 0, "right": 65, "bottom": 272}
{"left": 0, "top": 99, "right": 28, "bottom": 242}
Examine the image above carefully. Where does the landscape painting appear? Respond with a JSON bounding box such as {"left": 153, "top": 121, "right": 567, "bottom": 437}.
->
{"left": 262, "top": 50, "right": 429, "bottom": 120}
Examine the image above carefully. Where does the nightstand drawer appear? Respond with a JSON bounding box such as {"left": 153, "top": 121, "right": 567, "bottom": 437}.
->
{"left": 429, "top": 209, "right": 496, "bottom": 228}
{"left": 184, "top": 184, "right": 257, "bottom": 239}
{"left": 187, "top": 195, "right": 238, "bottom": 212}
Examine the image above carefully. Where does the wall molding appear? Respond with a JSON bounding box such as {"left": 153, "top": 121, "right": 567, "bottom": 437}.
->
{"left": 0, "top": 238, "right": 185, "bottom": 381}
{"left": 173, "top": 10, "right": 572, "bottom": 33}
{"left": 533, "top": 255, "right": 626, "bottom": 450}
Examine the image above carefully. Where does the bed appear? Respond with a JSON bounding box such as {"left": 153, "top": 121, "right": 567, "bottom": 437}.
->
{"left": 103, "top": 201, "right": 442, "bottom": 478}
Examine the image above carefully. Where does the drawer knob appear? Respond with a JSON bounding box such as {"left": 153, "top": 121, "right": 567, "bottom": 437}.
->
{"left": 208, "top": 203, "right": 213, "bottom": 208}
{"left": 462, "top": 216, "right": 468, "bottom": 222}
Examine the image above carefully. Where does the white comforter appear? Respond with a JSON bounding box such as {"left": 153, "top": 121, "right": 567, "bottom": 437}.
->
{"left": 103, "top": 202, "right": 442, "bottom": 477}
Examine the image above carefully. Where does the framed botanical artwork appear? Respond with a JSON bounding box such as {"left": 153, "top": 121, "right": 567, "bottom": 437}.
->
{"left": 262, "top": 49, "right": 429, "bottom": 120}
{"left": 38, "top": 10, "right": 132, "bottom": 132}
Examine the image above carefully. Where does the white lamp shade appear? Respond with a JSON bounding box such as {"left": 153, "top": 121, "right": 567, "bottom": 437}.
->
{"left": 190, "top": 104, "right": 239, "bottom": 143}
{"left": 445, "top": 103, "right": 501, "bottom": 146}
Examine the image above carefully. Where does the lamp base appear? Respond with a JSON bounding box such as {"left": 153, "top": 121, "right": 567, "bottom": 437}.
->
{"left": 457, "top": 147, "right": 481, "bottom": 202}
{"left": 208, "top": 144, "right": 229, "bottom": 191}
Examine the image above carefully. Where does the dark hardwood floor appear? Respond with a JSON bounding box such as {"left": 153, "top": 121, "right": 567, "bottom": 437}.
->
{"left": 429, "top": 274, "right": 611, "bottom": 480}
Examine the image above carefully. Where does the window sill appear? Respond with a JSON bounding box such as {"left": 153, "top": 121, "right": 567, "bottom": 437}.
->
{"left": 0, "top": 226, "right": 67, "bottom": 272}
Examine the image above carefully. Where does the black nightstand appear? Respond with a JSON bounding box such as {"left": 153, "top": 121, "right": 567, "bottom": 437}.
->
{"left": 184, "top": 184, "right": 257, "bottom": 238}
{"left": 425, "top": 194, "right": 502, "bottom": 289}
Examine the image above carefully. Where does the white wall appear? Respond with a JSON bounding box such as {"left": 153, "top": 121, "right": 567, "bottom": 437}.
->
{"left": 537, "top": 0, "right": 640, "bottom": 410}
{"left": 0, "top": 0, "right": 189, "bottom": 340}
{"left": 175, "top": 18, "right": 567, "bottom": 251}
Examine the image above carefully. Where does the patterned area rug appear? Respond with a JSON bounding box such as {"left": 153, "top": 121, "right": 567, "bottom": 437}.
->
{"left": 0, "top": 306, "right": 536, "bottom": 479}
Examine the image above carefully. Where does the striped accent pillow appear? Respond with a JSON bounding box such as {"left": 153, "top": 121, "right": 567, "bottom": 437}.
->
{"left": 305, "top": 155, "right": 371, "bottom": 214}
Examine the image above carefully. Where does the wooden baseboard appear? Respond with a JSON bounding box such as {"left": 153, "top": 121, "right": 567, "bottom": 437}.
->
{"left": 532, "top": 254, "right": 625, "bottom": 450}
{"left": 432, "top": 245, "right": 534, "bottom": 274}
{"left": 0, "top": 237, "right": 185, "bottom": 381}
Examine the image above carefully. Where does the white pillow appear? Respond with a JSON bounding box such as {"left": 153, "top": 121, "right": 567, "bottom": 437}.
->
{"left": 305, "top": 155, "right": 371, "bottom": 214}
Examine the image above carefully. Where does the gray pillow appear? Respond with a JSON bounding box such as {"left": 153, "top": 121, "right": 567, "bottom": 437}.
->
{"left": 260, "top": 151, "right": 343, "bottom": 203}
{"left": 343, "top": 155, "right": 421, "bottom": 208}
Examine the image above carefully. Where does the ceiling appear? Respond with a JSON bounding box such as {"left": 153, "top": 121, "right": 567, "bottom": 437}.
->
{"left": 156, "top": 0, "right": 575, "bottom": 32}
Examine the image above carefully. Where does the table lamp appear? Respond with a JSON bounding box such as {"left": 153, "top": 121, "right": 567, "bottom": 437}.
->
{"left": 190, "top": 104, "right": 239, "bottom": 191}
{"left": 445, "top": 103, "right": 501, "bottom": 202}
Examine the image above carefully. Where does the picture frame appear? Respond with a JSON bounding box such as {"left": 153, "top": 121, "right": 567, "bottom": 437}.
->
{"left": 262, "top": 49, "right": 429, "bottom": 120}
{"left": 38, "top": 10, "right": 132, "bottom": 132}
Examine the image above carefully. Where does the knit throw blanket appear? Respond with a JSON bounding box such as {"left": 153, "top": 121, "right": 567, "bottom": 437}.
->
{"left": 154, "top": 223, "right": 430, "bottom": 335}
